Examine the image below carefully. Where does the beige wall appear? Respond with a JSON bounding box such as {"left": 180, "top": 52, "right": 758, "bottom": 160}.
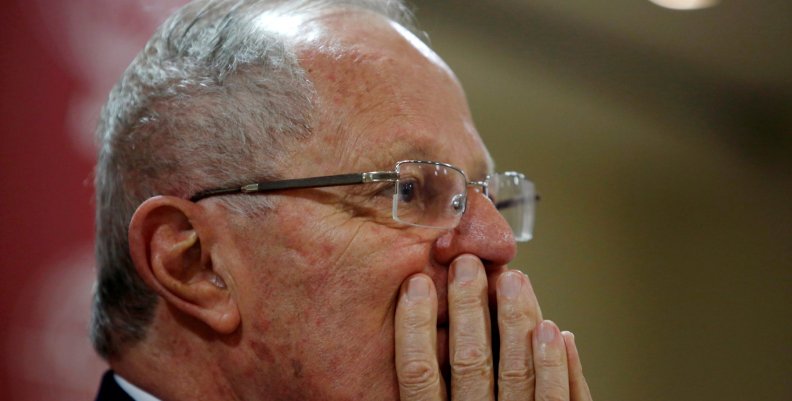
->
{"left": 417, "top": 8, "right": 792, "bottom": 401}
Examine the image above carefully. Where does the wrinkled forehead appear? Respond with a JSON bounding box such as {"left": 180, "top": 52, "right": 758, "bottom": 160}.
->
{"left": 292, "top": 11, "right": 494, "bottom": 178}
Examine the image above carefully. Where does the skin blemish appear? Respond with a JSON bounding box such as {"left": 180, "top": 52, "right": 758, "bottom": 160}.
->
{"left": 320, "top": 242, "right": 334, "bottom": 257}
{"left": 291, "top": 359, "right": 304, "bottom": 378}
{"left": 249, "top": 338, "right": 275, "bottom": 363}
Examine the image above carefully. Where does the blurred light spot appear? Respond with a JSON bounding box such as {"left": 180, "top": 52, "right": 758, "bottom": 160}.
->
{"left": 649, "top": 0, "right": 719, "bottom": 10}
{"left": 253, "top": 13, "right": 303, "bottom": 37}
{"left": 30, "top": 0, "right": 189, "bottom": 159}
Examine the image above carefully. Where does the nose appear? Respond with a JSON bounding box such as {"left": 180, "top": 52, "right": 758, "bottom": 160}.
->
{"left": 432, "top": 188, "right": 517, "bottom": 268}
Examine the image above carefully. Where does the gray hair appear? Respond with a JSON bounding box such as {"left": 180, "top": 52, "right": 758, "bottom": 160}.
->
{"left": 91, "top": 0, "right": 415, "bottom": 359}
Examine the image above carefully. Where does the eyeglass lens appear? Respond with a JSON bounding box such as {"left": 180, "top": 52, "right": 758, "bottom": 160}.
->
{"left": 392, "top": 161, "right": 467, "bottom": 229}
{"left": 491, "top": 172, "right": 536, "bottom": 242}
{"left": 391, "top": 162, "right": 536, "bottom": 242}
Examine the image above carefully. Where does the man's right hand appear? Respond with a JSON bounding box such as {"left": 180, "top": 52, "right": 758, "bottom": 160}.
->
{"left": 395, "top": 255, "right": 592, "bottom": 401}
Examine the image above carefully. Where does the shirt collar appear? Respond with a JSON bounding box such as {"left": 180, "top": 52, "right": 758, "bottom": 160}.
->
{"left": 114, "top": 373, "right": 161, "bottom": 401}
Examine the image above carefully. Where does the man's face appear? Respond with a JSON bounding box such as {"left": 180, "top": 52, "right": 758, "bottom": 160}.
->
{"left": 217, "top": 14, "right": 516, "bottom": 400}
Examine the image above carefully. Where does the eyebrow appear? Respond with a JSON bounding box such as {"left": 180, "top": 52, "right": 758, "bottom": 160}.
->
{"left": 385, "top": 143, "right": 431, "bottom": 167}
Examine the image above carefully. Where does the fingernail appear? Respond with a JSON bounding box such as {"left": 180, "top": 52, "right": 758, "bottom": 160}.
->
{"left": 407, "top": 276, "right": 429, "bottom": 300}
{"left": 499, "top": 271, "right": 522, "bottom": 299}
{"left": 538, "top": 320, "right": 558, "bottom": 344}
{"left": 454, "top": 256, "right": 478, "bottom": 283}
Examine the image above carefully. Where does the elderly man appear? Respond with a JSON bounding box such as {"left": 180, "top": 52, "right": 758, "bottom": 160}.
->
{"left": 91, "top": 0, "right": 592, "bottom": 400}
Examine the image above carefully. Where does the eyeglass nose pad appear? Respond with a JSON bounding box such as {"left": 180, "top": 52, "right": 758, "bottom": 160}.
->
{"left": 451, "top": 193, "right": 466, "bottom": 215}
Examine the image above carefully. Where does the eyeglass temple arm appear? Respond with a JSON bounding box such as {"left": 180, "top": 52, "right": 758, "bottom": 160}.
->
{"left": 189, "top": 171, "right": 398, "bottom": 202}
{"left": 494, "top": 194, "right": 542, "bottom": 210}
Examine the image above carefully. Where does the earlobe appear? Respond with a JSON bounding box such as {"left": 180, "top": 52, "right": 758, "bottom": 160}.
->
{"left": 128, "top": 196, "right": 241, "bottom": 335}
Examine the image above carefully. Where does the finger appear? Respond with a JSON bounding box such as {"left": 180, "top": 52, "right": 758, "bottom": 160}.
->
{"left": 533, "top": 320, "right": 569, "bottom": 401}
{"left": 448, "top": 255, "right": 494, "bottom": 401}
{"left": 561, "top": 331, "right": 593, "bottom": 401}
{"left": 396, "top": 274, "right": 446, "bottom": 401}
{"left": 485, "top": 266, "right": 508, "bottom": 305}
{"left": 490, "top": 271, "right": 543, "bottom": 320}
{"left": 521, "top": 272, "right": 543, "bottom": 322}
{"left": 496, "top": 271, "right": 542, "bottom": 401}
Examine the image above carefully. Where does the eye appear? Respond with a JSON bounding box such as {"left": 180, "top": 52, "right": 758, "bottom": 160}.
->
{"left": 398, "top": 180, "right": 417, "bottom": 203}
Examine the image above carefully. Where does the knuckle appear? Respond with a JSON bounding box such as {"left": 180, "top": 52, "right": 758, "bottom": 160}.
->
{"left": 452, "top": 344, "right": 492, "bottom": 377}
{"left": 452, "top": 291, "right": 486, "bottom": 311}
{"left": 498, "top": 303, "right": 529, "bottom": 325}
{"left": 400, "top": 307, "right": 434, "bottom": 330}
{"left": 498, "top": 347, "right": 532, "bottom": 381}
{"left": 536, "top": 350, "right": 565, "bottom": 370}
{"left": 538, "top": 384, "right": 568, "bottom": 401}
{"left": 398, "top": 359, "right": 440, "bottom": 391}
{"left": 499, "top": 365, "right": 534, "bottom": 384}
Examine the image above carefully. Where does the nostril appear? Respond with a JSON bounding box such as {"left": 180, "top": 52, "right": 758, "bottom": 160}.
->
{"left": 479, "top": 258, "right": 494, "bottom": 268}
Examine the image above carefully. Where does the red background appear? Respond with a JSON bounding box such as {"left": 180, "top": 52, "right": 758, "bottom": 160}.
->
{"left": 1, "top": 1, "right": 186, "bottom": 398}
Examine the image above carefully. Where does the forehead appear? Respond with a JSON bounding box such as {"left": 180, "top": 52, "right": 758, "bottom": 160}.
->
{"left": 293, "top": 12, "right": 492, "bottom": 178}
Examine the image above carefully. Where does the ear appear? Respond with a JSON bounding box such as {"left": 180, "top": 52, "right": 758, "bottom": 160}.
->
{"left": 128, "top": 196, "right": 240, "bottom": 335}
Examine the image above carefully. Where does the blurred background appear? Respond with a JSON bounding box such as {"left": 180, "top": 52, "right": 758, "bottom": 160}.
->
{"left": 1, "top": 0, "right": 790, "bottom": 400}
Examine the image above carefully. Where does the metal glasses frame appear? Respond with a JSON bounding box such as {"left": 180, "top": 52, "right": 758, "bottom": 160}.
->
{"left": 190, "top": 160, "right": 492, "bottom": 203}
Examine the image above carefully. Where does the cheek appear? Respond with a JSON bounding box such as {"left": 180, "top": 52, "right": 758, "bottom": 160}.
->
{"left": 275, "top": 204, "right": 431, "bottom": 294}
{"left": 329, "top": 223, "right": 432, "bottom": 300}
{"left": 229, "top": 202, "right": 436, "bottom": 398}
{"left": 232, "top": 199, "right": 436, "bottom": 321}
{"left": 268, "top": 210, "right": 434, "bottom": 349}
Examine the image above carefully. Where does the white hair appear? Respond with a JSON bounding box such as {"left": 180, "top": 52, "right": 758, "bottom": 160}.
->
{"left": 91, "top": 0, "right": 415, "bottom": 359}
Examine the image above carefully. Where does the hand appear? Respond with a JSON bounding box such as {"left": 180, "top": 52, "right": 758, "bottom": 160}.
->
{"left": 395, "top": 255, "right": 592, "bottom": 401}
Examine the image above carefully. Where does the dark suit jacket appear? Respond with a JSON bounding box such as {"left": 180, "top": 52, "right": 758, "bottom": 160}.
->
{"left": 95, "top": 371, "right": 135, "bottom": 401}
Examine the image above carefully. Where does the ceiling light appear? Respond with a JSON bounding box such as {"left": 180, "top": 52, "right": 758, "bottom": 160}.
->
{"left": 649, "top": 0, "right": 719, "bottom": 10}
